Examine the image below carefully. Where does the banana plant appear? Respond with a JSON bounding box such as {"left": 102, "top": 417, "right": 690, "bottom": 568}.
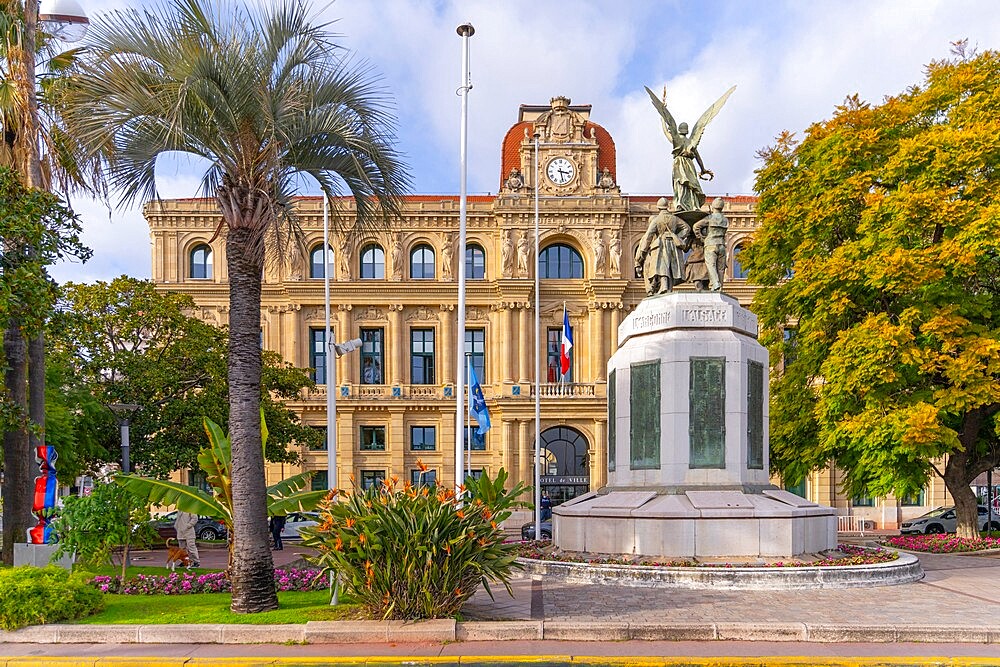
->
{"left": 116, "top": 410, "right": 328, "bottom": 567}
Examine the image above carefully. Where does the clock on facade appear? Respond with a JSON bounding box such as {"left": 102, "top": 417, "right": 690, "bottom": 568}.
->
{"left": 546, "top": 157, "right": 576, "bottom": 185}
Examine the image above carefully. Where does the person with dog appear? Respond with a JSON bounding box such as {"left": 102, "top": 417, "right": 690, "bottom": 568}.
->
{"left": 174, "top": 510, "right": 200, "bottom": 567}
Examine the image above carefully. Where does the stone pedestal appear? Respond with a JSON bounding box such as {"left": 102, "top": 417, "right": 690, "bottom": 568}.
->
{"left": 13, "top": 543, "right": 75, "bottom": 570}
{"left": 554, "top": 292, "right": 836, "bottom": 558}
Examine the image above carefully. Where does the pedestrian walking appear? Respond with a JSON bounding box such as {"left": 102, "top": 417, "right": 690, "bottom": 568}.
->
{"left": 174, "top": 510, "right": 200, "bottom": 567}
{"left": 270, "top": 513, "right": 286, "bottom": 551}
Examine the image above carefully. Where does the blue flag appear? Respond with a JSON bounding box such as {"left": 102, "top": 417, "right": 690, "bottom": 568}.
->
{"left": 468, "top": 364, "right": 491, "bottom": 435}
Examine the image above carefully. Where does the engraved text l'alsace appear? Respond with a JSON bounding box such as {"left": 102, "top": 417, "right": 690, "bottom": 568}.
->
{"left": 682, "top": 307, "right": 729, "bottom": 324}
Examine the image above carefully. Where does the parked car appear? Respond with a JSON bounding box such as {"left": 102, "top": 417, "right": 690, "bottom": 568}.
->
{"left": 900, "top": 505, "right": 1000, "bottom": 535}
{"left": 277, "top": 512, "right": 320, "bottom": 540}
{"left": 520, "top": 519, "right": 552, "bottom": 541}
{"left": 154, "top": 511, "right": 228, "bottom": 541}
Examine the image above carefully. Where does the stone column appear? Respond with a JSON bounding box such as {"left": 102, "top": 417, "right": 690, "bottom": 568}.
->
{"left": 390, "top": 408, "right": 405, "bottom": 485}
{"left": 593, "top": 306, "right": 606, "bottom": 382}
{"left": 389, "top": 305, "right": 403, "bottom": 386}
{"left": 502, "top": 306, "right": 515, "bottom": 383}
{"left": 592, "top": 418, "right": 607, "bottom": 489}
{"left": 440, "top": 305, "right": 454, "bottom": 385}
{"left": 610, "top": 306, "right": 622, "bottom": 354}
{"left": 502, "top": 418, "right": 516, "bottom": 478}
{"left": 518, "top": 306, "right": 531, "bottom": 383}
{"left": 518, "top": 419, "right": 533, "bottom": 488}
{"left": 337, "top": 306, "right": 351, "bottom": 385}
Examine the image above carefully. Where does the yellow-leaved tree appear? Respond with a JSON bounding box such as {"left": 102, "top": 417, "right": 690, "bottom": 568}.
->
{"left": 745, "top": 43, "right": 1000, "bottom": 539}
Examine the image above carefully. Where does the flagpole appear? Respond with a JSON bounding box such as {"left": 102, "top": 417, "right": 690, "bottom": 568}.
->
{"left": 533, "top": 131, "right": 542, "bottom": 542}
{"left": 455, "top": 23, "right": 474, "bottom": 495}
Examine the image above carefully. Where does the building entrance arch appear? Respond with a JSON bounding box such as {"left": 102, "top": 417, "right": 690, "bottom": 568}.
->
{"left": 538, "top": 426, "right": 590, "bottom": 506}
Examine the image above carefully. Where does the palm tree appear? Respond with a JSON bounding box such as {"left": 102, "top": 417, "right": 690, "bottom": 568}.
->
{"left": 63, "top": 0, "right": 409, "bottom": 612}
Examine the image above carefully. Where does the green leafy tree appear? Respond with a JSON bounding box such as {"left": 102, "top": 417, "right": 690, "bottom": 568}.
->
{"left": 117, "top": 414, "right": 326, "bottom": 572}
{"left": 47, "top": 276, "right": 321, "bottom": 479}
{"left": 62, "top": 0, "right": 409, "bottom": 612}
{"left": 51, "top": 480, "right": 157, "bottom": 580}
{"left": 745, "top": 45, "right": 1000, "bottom": 538}
{"left": 0, "top": 167, "right": 89, "bottom": 564}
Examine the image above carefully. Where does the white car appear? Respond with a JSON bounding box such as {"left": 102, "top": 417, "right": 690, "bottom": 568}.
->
{"left": 900, "top": 506, "right": 999, "bottom": 535}
{"left": 279, "top": 512, "right": 320, "bottom": 540}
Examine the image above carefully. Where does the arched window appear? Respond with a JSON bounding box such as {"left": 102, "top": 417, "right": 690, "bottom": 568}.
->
{"left": 410, "top": 244, "right": 435, "bottom": 279}
{"left": 540, "top": 243, "right": 584, "bottom": 279}
{"left": 360, "top": 244, "right": 385, "bottom": 279}
{"left": 466, "top": 244, "right": 485, "bottom": 280}
{"left": 189, "top": 244, "right": 213, "bottom": 279}
{"left": 731, "top": 244, "right": 749, "bottom": 280}
{"left": 309, "top": 244, "right": 334, "bottom": 279}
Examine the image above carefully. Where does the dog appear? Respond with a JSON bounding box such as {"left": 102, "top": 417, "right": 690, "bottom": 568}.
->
{"left": 165, "top": 537, "right": 192, "bottom": 571}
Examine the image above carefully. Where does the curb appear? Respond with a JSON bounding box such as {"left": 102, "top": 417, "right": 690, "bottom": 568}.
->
{"left": 3, "top": 657, "right": 1000, "bottom": 667}
{"left": 3, "top": 621, "right": 1000, "bottom": 644}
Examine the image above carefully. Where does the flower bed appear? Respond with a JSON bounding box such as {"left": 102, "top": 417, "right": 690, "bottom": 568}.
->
{"left": 90, "top": 568, "right": 324, "bottom": 595}
{"left": 884, "top": 534, "right": 1000, "bottom": 553}
{"left": 515, "top": 542, "right": 897, "bottom": 567}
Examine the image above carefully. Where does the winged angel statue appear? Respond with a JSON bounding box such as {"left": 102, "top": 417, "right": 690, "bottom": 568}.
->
{"left": 645, "top": 85, "right": 736, "bottom": 212}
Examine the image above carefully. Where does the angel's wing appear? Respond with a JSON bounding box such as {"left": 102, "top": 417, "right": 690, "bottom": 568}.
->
{"left": 645, "top": 86, "right": 678, "bottom": 146}
{"left": 688, "top": 85, "right": 736, "bottom": 149}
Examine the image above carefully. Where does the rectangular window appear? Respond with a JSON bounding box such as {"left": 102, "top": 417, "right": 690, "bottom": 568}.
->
{"left": 463, "top": 426, "right": 486, "bottom": 451}
{"left": 308, "top": 426, "right": 327, "bottom": 451}
{"left": 690, "top": 357, "right": 726, "bottom": 469}
{"left": 465, "top": 328, "right": 486, "bottom": 382}
{"left": 359, "top": 426, "right": 386, "bottom": 451}
{"left": 608, "top": 369, "right": 616, "bottom": 472}
{"left": 747, "top": 360, "right": 764, "bottom": 470}
{"left": 783, "top": 328, "right": 799, "bottom": 366}
{"left": 411, "top": 328, "right": 435, "bottom": 384}
{"left": 467, "top": 469, "right": 483, "bottom": 481}
{"left": 361, "top": 469, "right": 385, "bottom": 491}
{"left": 901, "top": 490, "right": 925, "bottom": 506}
{"left": 852, "top": 495, "right": 875, "bottom": 507}
{"left": 546, "top": 327, "right": 572, "bottom": 382}
{"left": 360, "top": 328, "right": 384, "bottom": 385}
{"left": 189, "top": 471, "right": 211, "bottom": 494}
{"left": 310, "top": 470, "right": 328, "bottom": 491}
{"left": 310, "top": 327, "right": 328, "bottom": 384}
{"left": 410, "top": 426, "right": 436, "bottom": 451}
{"left": 785, "top": 477, "right": 806, "bottom": 498}
{"left": 411, "top": 468, "right": 437, "bottom": 487}
{"left": 629, "top": 361, "right": 660, "bottom": 470}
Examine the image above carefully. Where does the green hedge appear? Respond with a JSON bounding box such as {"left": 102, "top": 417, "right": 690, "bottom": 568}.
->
{"left": 0, "top": 566, "right": 103, "bottom": 630}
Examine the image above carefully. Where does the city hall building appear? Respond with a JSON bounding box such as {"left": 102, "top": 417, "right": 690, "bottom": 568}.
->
{"left": 144, "top": 97, "right": 950, "bottom": 529}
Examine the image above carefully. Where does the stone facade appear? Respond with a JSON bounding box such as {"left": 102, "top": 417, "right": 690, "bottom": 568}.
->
{"left": 143, "top": 97, "right": 949, "bottom": 528}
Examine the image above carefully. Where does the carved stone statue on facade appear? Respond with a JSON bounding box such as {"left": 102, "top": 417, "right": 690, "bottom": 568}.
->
{"left": 505, "top": 168, "right": 524, "bottom": 192}
{"left": 391, "top": 234, "right": 403, "bottom": 281}
{"left": 645, "top": 85, "right": 735, "bottom": 212}
{"left": 609, "top": 231, "right": 622, "bottom": 277}
{"left": 634, "top": 198, "right": 691, "bottom": 295}
{"left": 501, "top": 229, "right": 514, "bottom": 278}
{"left": 516, "top": 231, "right": 531, "bottom": 278}
{"left": 693, "top": 197, "right": 729, "bottom": 291}
{"left": 441, "top": 237, "right": 455, "bottom": 280}
{"left": 337, "top": 235, "right": 352, "bottom": 280}
{"left": 598, "top": 167, "right": 617, "bottom": 193}
{"left": 593, "top": 229, "right": 608, "bottom": 277}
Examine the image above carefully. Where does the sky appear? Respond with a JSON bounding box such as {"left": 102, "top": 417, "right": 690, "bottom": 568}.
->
{"left": 48, "top": 0, "right": 1000, "bottom": 284}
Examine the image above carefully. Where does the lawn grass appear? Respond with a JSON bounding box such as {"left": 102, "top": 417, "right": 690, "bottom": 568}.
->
{"left": 85, "top": 564, "right": 224, "bottom": 577}
{"left": 77, "top": 589, "right": 363, "bottom": 624}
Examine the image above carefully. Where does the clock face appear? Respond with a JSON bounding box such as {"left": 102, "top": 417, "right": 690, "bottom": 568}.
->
{"left": 546, "top": 157, "right": 576, "bottom": 185}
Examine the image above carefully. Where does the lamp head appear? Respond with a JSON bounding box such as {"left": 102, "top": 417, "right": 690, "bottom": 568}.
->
{"left": 39, "top": 0, "right": 89, "bottom": 42}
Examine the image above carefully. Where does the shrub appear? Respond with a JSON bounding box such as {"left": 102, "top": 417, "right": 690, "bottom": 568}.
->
{"left": 885, "top": 534, "right": 1000, "bottom": 553}
{"left": 89, "top": 568, "right": 324, "bottom": 595}
{"left": 0, "top": 566, "right": 103, "bottom": 630}
{"left": 300, "top": 466, "right": 528, "bottom": 620}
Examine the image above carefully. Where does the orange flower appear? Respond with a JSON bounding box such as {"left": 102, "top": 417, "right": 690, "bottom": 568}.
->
{"left": 456, "top": 509, "right": 465, "bottom": 519}
{"left": 391, "top": 475, "right": 399, "bottom": 485}
{"left": 490, "top": 521, "right": 498, "bottom": 530}
{"left": 359, "top": 533, "right": 367, "bottom": 544}
{"left": 345, "top": 518, "right": 356, "bottom": 529}
{"left": 482, "top": 508, "right": 493, "bottom": 520}
{"left": 453, "top": 588, "right": 462, "bottom": 597}
{"left": 417, "top": 459, "right": 429, "bottom": 473}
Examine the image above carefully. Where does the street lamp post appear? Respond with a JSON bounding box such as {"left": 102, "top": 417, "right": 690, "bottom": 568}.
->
{"left": 108, "top": 404, "right": 140, "bottom": 475}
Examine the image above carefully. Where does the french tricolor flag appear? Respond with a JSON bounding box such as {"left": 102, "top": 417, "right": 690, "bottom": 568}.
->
{"left": 560, "top": 306, "right": 573, "bottom": 376}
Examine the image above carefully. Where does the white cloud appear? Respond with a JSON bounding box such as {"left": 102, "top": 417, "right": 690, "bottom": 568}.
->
{"left": 60, "top": 0, "right": 1000, "bottom": 283}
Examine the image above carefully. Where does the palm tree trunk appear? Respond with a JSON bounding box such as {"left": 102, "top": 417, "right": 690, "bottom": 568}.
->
{"left": 225, "top": 225, "right": 277, "bottom": 613}
{"left": 2, "top": 321, "right": 30, "bottom": 565}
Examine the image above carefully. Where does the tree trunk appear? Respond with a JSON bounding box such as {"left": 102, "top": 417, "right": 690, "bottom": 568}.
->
{"left": 2, "top": 321, "right": 30, "bottom": 564}
{"left": 28, "top": 329, "right": 44, "bottom": 482}
{"left": 225, "top": 225, "right": 277, "bottom": 613}
{"left": 944, "top": 448, "right": 981, "bottom": 540}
